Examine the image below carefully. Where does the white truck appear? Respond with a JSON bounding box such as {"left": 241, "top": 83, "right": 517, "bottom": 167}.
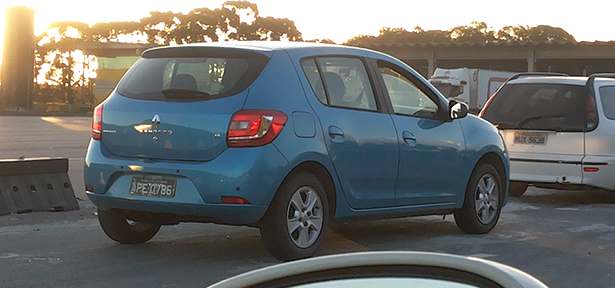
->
{"left": 429, "top": 68, "right": 516, "bottom": 113}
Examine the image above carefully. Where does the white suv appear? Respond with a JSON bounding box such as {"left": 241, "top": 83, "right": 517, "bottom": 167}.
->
{"left": 481, "top": 73, "right": 615, "bottom": 199}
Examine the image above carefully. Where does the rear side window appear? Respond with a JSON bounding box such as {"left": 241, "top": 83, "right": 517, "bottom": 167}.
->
{"left": 301, "top": 57, "right": 378, "bottom": 111}
{"left": 117, "top": 48, "right": 268, "bottom": 101}
{"left": 599, "top": 86, "right": 615, "bottom": 120}
{"left": 482, "top": 83, "right": 586, "bottom": 131}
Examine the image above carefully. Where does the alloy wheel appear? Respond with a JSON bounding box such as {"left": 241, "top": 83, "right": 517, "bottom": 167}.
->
{"left": 286, "top": 186, "right": 323, "bottom": 248}
{"left": 475, "top": 174, "right": 499, "bottom": 225}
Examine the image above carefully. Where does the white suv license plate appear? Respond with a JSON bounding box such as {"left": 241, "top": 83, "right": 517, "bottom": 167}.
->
{"left": 130, "top": 176, "right": 176, "bottom": 198}
{"left": 513, "top": 132, "right": 547, "bottom": 145}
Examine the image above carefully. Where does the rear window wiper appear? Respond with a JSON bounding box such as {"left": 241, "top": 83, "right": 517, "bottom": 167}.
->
{"left": 493, "top": 123, "right": 521, "bottom": 129}
{"left": 517, "top": 115, "right": 565, "bottom": 127}
{"left": 161, "top": 89, "right": 211, "bottom": 100}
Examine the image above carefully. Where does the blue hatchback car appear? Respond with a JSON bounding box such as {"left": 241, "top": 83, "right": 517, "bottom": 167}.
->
{"left": 85, "top": 42, "right": 509, "bottom": 261}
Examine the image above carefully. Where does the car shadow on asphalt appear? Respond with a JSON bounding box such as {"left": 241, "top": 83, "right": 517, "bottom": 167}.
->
{"left": 514, "top": 187, "right": 615, "bottom": 206}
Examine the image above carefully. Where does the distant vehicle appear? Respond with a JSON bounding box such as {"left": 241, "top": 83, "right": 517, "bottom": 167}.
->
{"left": 430, "top": 68, "right": 516, "bottom": 113}
{"left": 481, "top": 73, "right": 615, "bottom": 200}
{"left": 207, "top": 251, "right": 548, "bottom": 288}
{"left": 84, "top": 42, "right": 509, "bottom": 261}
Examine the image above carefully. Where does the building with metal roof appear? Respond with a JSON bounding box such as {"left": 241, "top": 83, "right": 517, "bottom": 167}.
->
{"left": 352, "top": 40, "right": 615, "bottom": 78}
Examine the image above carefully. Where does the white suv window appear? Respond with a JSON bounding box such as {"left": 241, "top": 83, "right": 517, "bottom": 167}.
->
{"left": 481, "top": 83, "right": 586, "bottom": 131}
{"left": 599, "top": 86, "right": 615, "bottom": 120}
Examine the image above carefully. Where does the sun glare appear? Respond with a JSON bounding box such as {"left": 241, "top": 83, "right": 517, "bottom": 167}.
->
{"left": 1, "top": 0, "right": 614, "bottom": 68}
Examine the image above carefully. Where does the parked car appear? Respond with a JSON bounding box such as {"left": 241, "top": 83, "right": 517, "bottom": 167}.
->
{"left": 480, "top": 73, "right": 615, "bottom": 199}
{"left": 84, "top": 42, "right": 509, "bottom": 261}
{"left": 207, "top": 251, "right": 548, "bottom": 288}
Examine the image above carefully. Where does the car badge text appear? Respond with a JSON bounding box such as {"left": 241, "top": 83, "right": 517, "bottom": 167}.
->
{"left": 134, "top": 114, "right": 173, "bottom": 135}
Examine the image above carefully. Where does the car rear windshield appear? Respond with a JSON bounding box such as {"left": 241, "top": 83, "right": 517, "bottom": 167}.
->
{"left": 117, "top": 48, "right": 269, "bottom": 101}
{"left": 482, "top": 83, "right": 587, "bottom": 131}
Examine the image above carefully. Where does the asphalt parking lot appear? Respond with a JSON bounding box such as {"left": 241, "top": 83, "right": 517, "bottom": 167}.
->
{"left": 0, "top": 116, "right": 614, "bottom": 287}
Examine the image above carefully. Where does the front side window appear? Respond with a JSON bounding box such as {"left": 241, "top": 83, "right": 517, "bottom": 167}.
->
{"left": 301, "top": 57, "right": 378, "bottom": 111}
{"left": 482, "top": 83, "right": 586, "bottom": 131}
{"left": 378, "top": 64, "right": 439, "bottom": 118}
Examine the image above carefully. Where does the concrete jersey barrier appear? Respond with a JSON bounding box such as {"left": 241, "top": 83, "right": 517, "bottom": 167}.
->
{"left": 0, "top": 157, "right": 79, "bottom": 215}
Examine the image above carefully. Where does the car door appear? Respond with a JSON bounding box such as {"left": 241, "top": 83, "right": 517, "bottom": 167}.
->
{"left": 376, "top": 60, "right": 467, "bottom": 205}
{"left": 300, "top": 57, "right": 399, "bottom": 209}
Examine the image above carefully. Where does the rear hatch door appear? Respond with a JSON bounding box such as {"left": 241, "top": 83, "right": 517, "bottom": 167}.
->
{"left": 99, "top": 46, "right": 270, "bottom": 162}
{"left": 102, "top": 94, "right": 247, "bottom": 161}
{"left": 482, "top": 82, "right": 587, "bottom": 183}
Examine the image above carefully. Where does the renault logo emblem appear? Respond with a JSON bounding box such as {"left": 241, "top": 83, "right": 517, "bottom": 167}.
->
{"left": 152, "top": 114, "right": 161, "bottom": 129}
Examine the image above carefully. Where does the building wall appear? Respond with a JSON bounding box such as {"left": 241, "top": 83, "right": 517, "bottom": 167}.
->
{"left": 356, "top": 41, "right": 615, "bottom": 78}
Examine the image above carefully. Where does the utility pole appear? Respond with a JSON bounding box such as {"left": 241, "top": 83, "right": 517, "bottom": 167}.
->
{"left": 0, "top": 6, "right": 35, "bottom": 111}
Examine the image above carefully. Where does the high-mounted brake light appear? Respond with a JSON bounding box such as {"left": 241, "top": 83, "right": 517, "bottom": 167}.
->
{"left": 227, "top": 110, "right": 288, "bottom": 147}
{"left": 92, "top": 104, "right": 103, "bottom": 140}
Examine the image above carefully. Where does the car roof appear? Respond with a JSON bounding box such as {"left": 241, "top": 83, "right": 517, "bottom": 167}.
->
{"left": 143, "top": 41, "right": 372, "bottom": 55}
{"left": 508, "top": 75, "right": 615, "bottom": 86}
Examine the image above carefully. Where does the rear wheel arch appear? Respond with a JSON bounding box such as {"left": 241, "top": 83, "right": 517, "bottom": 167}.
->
{"left": 282, "top": 161, "right": 337, "bottom": 218}
{"left": 259, "top": 162, "right": 335, "bottom": 260}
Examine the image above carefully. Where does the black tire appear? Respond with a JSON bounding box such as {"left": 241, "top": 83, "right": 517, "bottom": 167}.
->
{"left": 509, "top": 181, "right": 528, "bottom": 197}
{"left": 98, "top": 209, "right": 161, "bottom": 244}
{"left": 608, "top": 191, "right": 615, "bottom": 204}
{"left": 260, "top": 172, "right": 329, "bottom": 261}
{"left": 454, "top": 163, "right": 503, "bottom": 234}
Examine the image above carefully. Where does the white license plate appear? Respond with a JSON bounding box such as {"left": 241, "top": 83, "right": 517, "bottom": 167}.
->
{"left": 130, "top": 176, "right": 176, "bottom": 198}
{"left": 513, "top": 132, "right": 547, "bottom": 145}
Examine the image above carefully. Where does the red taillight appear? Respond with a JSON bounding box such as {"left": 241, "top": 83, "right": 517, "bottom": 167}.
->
{"left": 92, "top": 104, "right": 103, "bottom": 140}
{"left": 227, "top": 110, "right": 288, "bottom": 147}
{"left": 584, "top": 167, "right": 599, "bottom": 172}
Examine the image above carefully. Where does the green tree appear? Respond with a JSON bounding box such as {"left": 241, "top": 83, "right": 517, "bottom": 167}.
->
{"left": 345, "top": 26, "right": 449, "bottom": 45}
{"left": 449, "top": 21, "right": 496, "bottom": 42}
{"left": 345, "top": 23, "right": 576, "bottom": 45}
{"left": 139, "top": 1, "right": 302, "bottom": 44}
{"left": 37, "top": 21, "right": 94, "bottom": 104}
{"left": 90, "top": 21, "right": 145, "bottom": 43}
{"left": 498, "top": 25, "right": 576, "bottom": 42}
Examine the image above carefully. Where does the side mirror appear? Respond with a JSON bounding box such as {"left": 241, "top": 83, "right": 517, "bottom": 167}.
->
{"left": 449, "top": 100, "right": 468, "bottom": 120}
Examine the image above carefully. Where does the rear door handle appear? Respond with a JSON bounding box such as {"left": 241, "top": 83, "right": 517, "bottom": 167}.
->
{"left": 402, "top": 131, "right": 417, "bottom": 146}
{"left": 328, "top": 126, "right": 345, "bottom": 142}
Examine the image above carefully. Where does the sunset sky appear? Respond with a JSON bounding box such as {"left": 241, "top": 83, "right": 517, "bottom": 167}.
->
{"left": 1, "top": 0, "right": 615, "bottom": 65}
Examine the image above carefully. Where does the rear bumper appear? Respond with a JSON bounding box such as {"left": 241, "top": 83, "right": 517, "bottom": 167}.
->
{"left": 510, "top": 155, "right": 615, "bottom": 191}
{"left": 84, "top": 139, "right": 288, "bottom": 224}
{"left": 87, "top": 192, "right": 268, "bottom": 225}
